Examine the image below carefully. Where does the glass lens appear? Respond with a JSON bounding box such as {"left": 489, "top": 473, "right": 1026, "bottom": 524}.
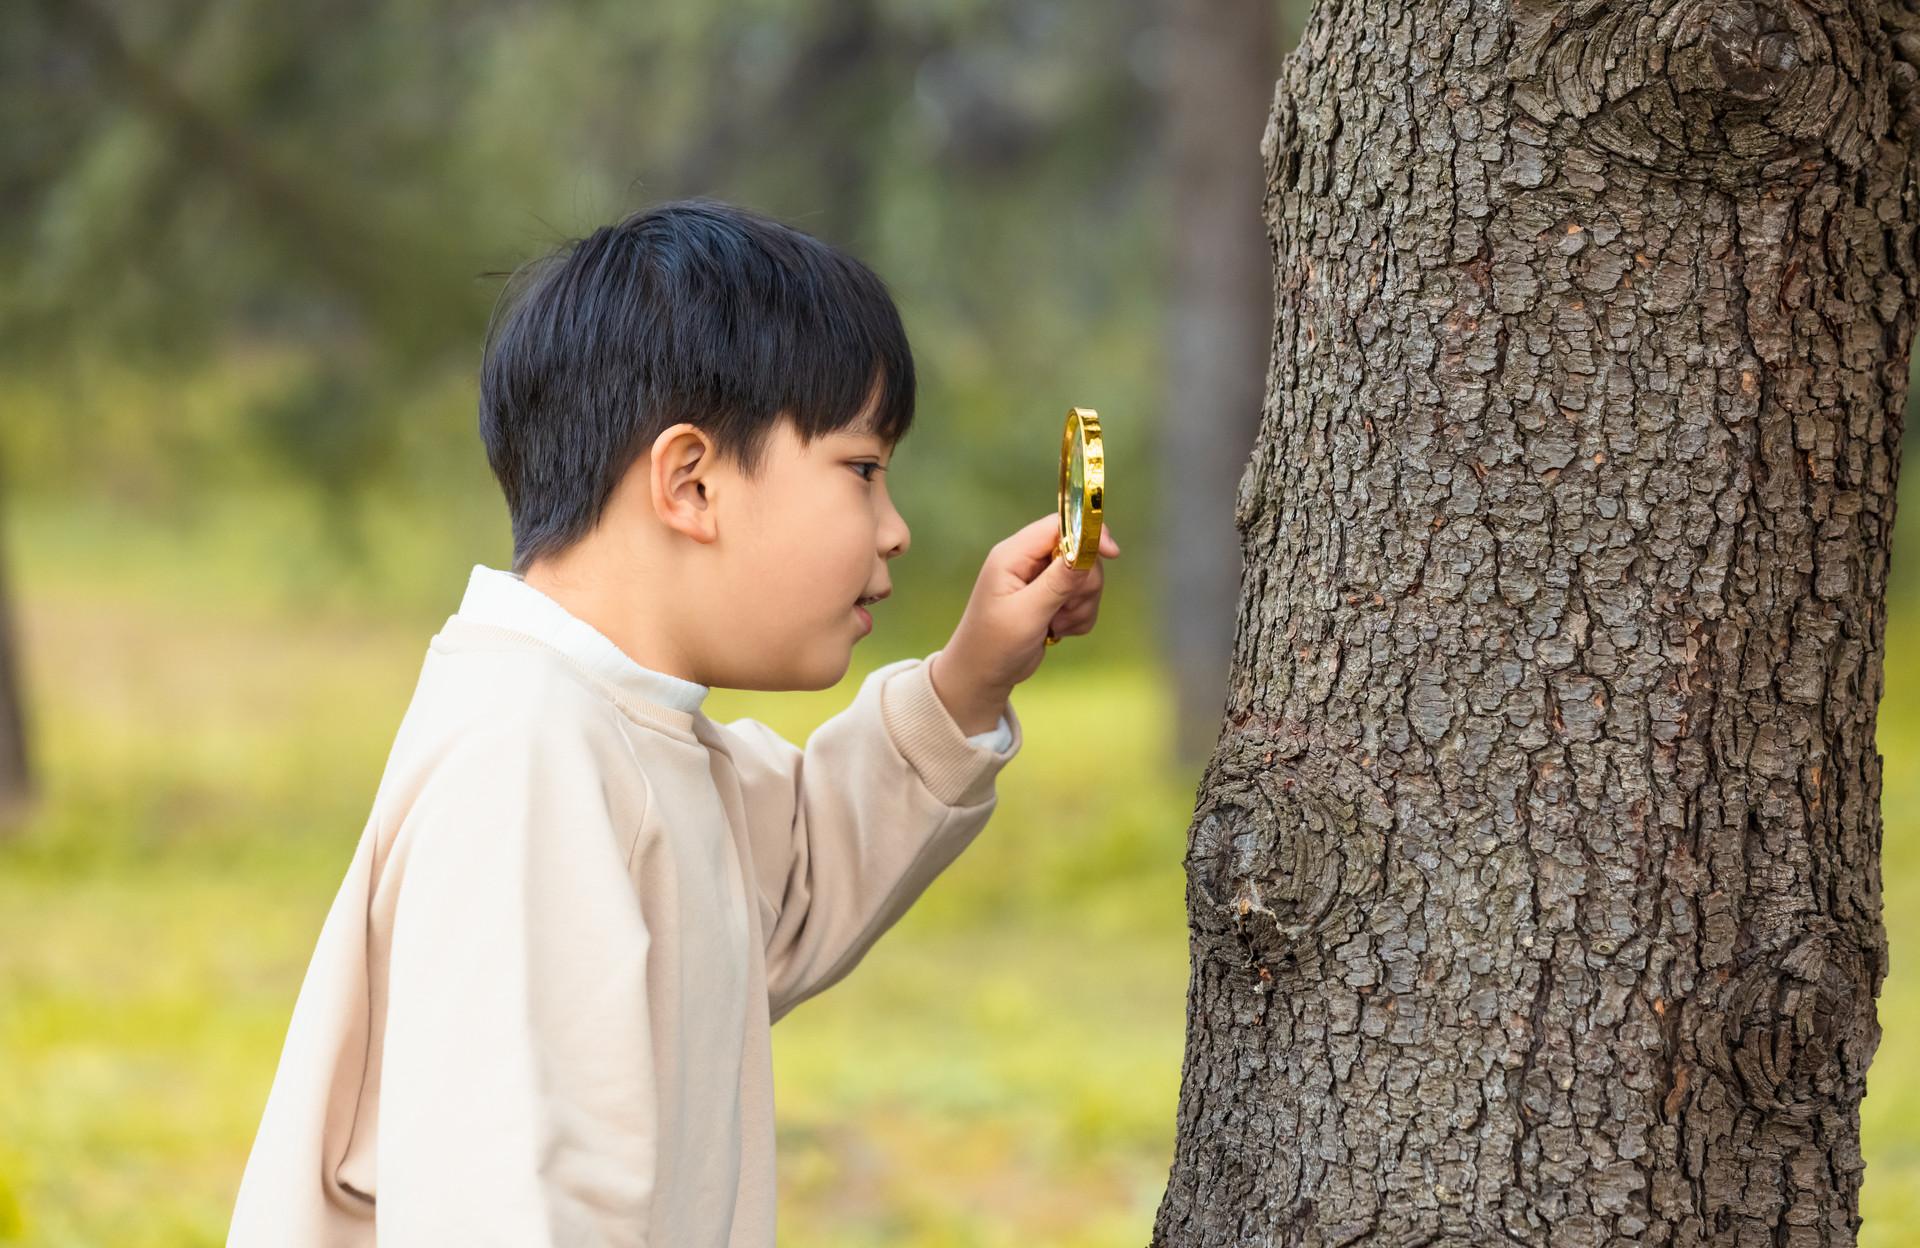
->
{"left": 1066, "top": 427, "right": 1084, "bottom": 555}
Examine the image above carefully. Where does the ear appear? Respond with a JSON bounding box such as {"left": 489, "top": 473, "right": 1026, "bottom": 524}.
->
{"left": 641, "top": 422, "right": 722, "bottom": 543}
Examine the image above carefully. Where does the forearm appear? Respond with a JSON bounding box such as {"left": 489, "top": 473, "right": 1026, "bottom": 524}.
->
{"left": 750, "top": 655, "right": 1020, "bottom": 1020}
{"left": 928, "top": 647, "right": 1012, "bottom": 737}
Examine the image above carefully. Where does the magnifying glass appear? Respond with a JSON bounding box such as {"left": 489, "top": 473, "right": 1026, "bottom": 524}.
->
{"left": 1047, "top": 405, "right": 1105, "bottom": 647}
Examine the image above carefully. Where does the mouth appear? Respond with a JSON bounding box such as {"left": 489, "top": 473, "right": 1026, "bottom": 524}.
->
{"left": 853, "top": 589, "right": 888, "bottom": 634}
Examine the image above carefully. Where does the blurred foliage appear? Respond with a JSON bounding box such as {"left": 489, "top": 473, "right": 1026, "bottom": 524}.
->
{"left": 0, "top": 0, "right": 1175, "bottom": 616}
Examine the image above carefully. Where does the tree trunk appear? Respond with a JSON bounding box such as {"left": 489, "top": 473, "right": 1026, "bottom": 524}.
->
{"left": 1157, "top": 0, "right": 1276, "bottom": 769}
{"left": 1156, "top": 1, "right": 1920, "bottom": 1243}
{"left": 0, "top": 488, "right": 32, "bottom": 833}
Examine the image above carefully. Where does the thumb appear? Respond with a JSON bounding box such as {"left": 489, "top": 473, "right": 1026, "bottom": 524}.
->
{"left": 1000, "top": 513, "right": 1068, "bottom": 587}
{"left": 1025, "top": 549, "right": 1092, "bottom": 604}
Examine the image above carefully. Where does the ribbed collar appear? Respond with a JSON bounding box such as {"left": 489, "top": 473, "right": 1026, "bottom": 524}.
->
{"left": 454, "top": 564, "right": 710, "bottom": 715}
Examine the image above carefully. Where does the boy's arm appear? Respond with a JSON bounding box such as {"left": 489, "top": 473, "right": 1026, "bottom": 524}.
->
{"left": 717, "top": 647, "right": 1022, "bottom": 1023}
{"left": 376, "top": 718, "right": 661, "bottom": 1243}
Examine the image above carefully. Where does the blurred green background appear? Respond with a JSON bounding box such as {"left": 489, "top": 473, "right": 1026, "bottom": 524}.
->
{"left": 1, "top": 2, "right": 1917, "bottom": 1244}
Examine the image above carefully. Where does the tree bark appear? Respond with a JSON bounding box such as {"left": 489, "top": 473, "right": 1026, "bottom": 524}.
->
{"left": 1157, "top": 0, "right": 1277, "bottom": 769}
{"left": 1156, "top": 1, "right": 1920, "bottom": 1243}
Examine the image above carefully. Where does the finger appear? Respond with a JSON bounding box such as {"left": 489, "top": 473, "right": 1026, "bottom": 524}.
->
{"left": 1050, "top": 608, "right": 1095, "bottom": 638}
{"left": 1000, "top": 514, "right": 1065, "bottom": 585}
{"left": 1099, "top": 524, "right": 1120, "bottom": 558}
{"left": 1050, "top": 597, "right": 1098, "bottom": 632}
{"left": 1059, "top": 568, "right": 1103, "bottom": 607}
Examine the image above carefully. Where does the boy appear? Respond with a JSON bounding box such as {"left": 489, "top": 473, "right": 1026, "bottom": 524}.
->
{"left": 226, "top": 197, "right": 1119, "bottom": 1245}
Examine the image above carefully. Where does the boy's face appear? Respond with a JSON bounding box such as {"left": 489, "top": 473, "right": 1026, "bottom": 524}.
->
{"left": 707, "top": 409, "right": 909, "bottom": 690}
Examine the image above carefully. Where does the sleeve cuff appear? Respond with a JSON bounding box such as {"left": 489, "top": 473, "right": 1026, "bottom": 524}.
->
{"left": 879, "top": 648, "right": 1023, "bottom": 807}
{"left": 965, "top": 715, "right": 1013, "bottom": 755}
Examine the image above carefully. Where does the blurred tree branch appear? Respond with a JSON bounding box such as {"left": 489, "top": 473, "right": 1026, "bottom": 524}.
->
{"left": 30, "top": 0, "right": 477, "bottom": 356}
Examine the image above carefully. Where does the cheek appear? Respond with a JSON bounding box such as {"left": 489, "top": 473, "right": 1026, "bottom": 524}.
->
{"left": 741, "top": 506, "right": 853, "bottom": 604}
{"left": 729, "top": 476, "right": 871, "bottom": 616}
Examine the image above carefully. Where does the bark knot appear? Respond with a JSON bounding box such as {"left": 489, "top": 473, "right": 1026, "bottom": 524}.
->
{"left": 1505, "top": 0, "right": 1874, "bottom": 185}
{"left": 1688, "top": 928, "right": 1879, "bottom": 1123}
{"left": 1185, "top": 729, "right": 1390, "bottom": 983}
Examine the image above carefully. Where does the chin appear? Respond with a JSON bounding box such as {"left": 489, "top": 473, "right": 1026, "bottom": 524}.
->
{"left": 817, "top": 649, "right": 855, "bottom": 690}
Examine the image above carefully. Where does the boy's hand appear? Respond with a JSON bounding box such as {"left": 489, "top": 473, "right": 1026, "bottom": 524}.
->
{"left": 929, "top": 514, "right": 1121, "bottom": 735}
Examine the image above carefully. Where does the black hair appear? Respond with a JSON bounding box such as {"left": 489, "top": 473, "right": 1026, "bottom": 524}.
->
{"left": 477, "top": 197, "right": 916, "bottom": 574}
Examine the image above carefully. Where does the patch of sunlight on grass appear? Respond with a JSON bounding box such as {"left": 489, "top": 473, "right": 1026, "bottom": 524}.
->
{"left": 1861, "top": 599, "right": 1920, "bottom": 1248}
{"left": 0, "top": 868, "right": 332, "bottom": 1247}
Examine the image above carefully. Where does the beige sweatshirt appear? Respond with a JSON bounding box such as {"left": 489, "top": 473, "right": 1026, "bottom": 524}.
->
{"left": 227, "top": 565, "right": 1022, "bottom": 1246}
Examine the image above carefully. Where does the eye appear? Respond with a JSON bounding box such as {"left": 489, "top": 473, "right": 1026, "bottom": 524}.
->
{"left": 851, "top": 462, "right": 885, "bottom": 483}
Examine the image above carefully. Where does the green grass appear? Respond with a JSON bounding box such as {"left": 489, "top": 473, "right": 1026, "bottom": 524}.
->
{"left": 0, "top": 493, "right": 1192, "bottom": 1246}
{"left": 0, "top": 490, "right": 1916, "bottom": 1245}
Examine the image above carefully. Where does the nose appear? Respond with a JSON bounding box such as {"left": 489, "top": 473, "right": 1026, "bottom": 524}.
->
{"left": 882, "top": 498, "right": 910, "bottom": 560}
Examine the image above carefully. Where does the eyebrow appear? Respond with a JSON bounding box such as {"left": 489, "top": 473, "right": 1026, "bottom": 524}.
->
{"left": 840, "top": 427, "right": 893, "bottom": 454}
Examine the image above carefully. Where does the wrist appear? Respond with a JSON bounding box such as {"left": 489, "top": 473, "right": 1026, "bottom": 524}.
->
{"left": 929, "top": 648, "right": 1010, "bottom": 736}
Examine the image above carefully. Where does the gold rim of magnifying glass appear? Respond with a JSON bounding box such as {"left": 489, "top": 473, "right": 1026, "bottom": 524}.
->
{"left": 1049, "top": 406, "right": 1104, "bottom": 646}
{"left": 1057, "top": 406, "right": 1103, "bottom": 568}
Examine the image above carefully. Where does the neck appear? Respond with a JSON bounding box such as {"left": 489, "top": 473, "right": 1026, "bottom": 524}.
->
{"left": 521, "top": 558, "right": 704, "bottom": 687}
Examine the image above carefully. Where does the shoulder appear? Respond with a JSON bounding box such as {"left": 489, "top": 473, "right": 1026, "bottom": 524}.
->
{"left": 427, "top": 620, "right": 703, "bottom": 741}
{"left": 423, "top": 625, "right": 673, "bottom": 738}
{"left": 395, "top": 646, "right": 659, "bottom": 827}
